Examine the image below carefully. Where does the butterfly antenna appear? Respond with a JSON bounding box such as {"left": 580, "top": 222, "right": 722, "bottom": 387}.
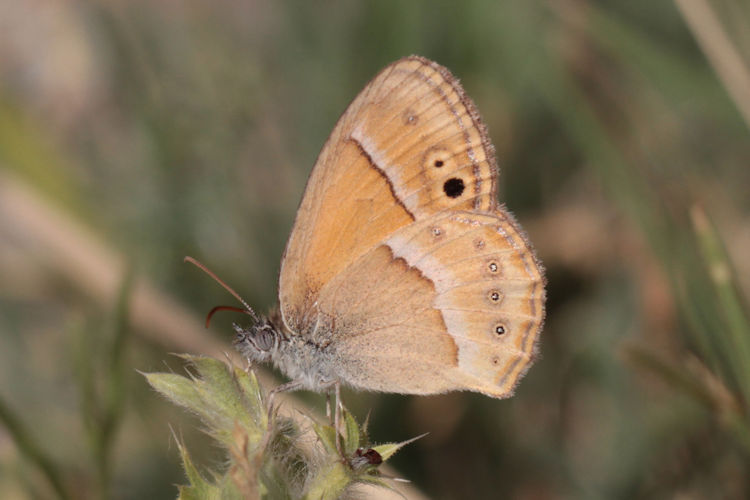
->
{"left": 184, "top": 256, "right": 260, "bottom": 323}
{"left": 204, "top": 305, "right": 252, "bottom": 328}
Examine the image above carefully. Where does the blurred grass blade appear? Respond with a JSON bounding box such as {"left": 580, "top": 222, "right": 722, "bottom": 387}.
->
{"left": 71, "top": 268, "right": 134, "bottom": 498}
{"left": 548, "top": 5, "right": 746, "bottom": 381}
{"left": 690, "top": 205, "right": 750, "bottom": 403}
{"left": 676, "top": 0, "right": 750, "bottom": 130}
{"left": 625, "top": 343, "right": 750, "bottom": 452}
{"left": 97, "top": 268, "right": 134, "bottom": 496}
{"left": 0, "top": 95, "right": 84, "bottom": 217}
{"left": 625, "top": 344, "right": 715, "bottom": 408}
{"left": 0, "top": 398, "right": 70, "bottom": 500}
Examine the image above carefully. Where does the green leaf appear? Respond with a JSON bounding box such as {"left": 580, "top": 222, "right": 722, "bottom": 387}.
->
{"left": 343, "top": 407, "right": 360, "bottom": 456}
{"left": 311, "top": 420, "right": 338, "bottom": 455}
{"left": 302, "top": 461, "right": 350, "bottom": 500}
{"left": 374, "top": 432, "right": 428, "bottom": 462}
{"left": 144, "top": 356, "right": 416, "bottom": 498}
{"left": 144, "top": 372, "right": 205, "bottom": 414}
{"left": 180, "top": 355, "right": 259, "bottom": 430}
{"left": 176, "top": 440, "right": 221, "bottom": 500}
{"left": 145, "top": 356, "right": 267, "bottom": 447}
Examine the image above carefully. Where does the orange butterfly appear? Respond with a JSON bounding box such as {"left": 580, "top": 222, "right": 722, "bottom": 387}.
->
{"left": 196, "top": 56, "right": 545, "bottom": 401}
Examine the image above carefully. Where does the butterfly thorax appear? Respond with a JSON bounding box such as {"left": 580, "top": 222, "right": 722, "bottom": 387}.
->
{"left": 233, "top": 311, "right": 339, "bottom": 392}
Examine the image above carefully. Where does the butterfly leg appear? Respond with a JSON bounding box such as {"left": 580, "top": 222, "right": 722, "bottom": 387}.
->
{"left": 256, "top": 379, "right": 305, "bottom": 452}
{"left": 313, "top": 380, "right": 346, "bottom": 459}
{"left": 266, "top": 379, "right": 305, "bottom": 423}
{"left": 333, "top": 381, "right": 344, "bottom": 458}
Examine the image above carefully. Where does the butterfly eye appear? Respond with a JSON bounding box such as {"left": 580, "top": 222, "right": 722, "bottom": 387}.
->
{"left": 254, "top": 327, "right": 276, "bottom": 351}
{"left": 494, "top": 324, "right": 507, "bottom": 336}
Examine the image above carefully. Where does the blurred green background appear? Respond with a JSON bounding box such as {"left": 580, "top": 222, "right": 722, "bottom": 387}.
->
{"left": 1, "top": 0, "right": 750, "bottom": 499}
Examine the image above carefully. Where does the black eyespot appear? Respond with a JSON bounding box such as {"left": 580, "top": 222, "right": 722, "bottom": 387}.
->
{"left": 443, "top": 178, "right": 465, "bottom": 198}
{"left": 422, "top": 146, "right": 451, "bottom": 171}
{"left": 491, "top": 355, "right": 500, "bottom": 365}
{"left": 489, "top": 291, "right": 501, "bottom": 302}
{"left": 494, "top": 325, "right": 506, "bottom": 336}
{"left": 474, "top": 238, "right": 485, "bottom": 250}
{"left": 488, "top": 262, "right": 498, "bottom": 273}
{"left": 431, "top": 226, "right": 442, "bottom": 237}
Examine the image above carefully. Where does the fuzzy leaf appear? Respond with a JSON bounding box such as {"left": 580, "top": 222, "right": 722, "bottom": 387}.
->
{"left": 181, "top": 356, "right": 260, "bottom": 432}
{"left": 232, "top": 365, "right": 265, "bottom": 426}
{"left": 311, "top": 421, "right": 339, "bottom": 455}
{"left": 373, "top": 432, "right": 428, "bottom": 462}
{"left": 176, "top": 440, "right": 221, "bottom": 500}
{"left": 343, "top": 408, "right": 360, "bottom": 456}
{"left": 145, "top": 356, "right": 416, "bottom": 498}
{"left": 302, "top": 461, "right": 350, "bottom": 500}
{"left": 146, "top": 357, "right": 266, "bottom": 448}
{"left": 145, "top": 372, "right": 205, "bottom": 413}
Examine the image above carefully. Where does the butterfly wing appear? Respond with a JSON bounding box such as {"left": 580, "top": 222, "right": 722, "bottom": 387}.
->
{"left": 315, "top": 211, "right": 544, "bottom": 397}
{"left": 280, "top": 56, "right": 501, "bottom": 335}
{"left": 278, "top": 56, "right": 545, "bottom": 396}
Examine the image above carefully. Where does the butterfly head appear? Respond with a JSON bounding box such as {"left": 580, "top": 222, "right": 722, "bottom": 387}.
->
{"left": 233, "top": 317, "right": 284, "bottom": 363}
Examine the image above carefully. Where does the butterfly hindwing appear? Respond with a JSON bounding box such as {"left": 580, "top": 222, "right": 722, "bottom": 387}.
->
{"left": 313, "top": 211, "right": 544, "bottom": 397}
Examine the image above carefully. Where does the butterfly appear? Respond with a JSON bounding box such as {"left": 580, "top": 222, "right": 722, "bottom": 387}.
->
{"left": 194, "top": 56, "right": 545, "bottom": 402}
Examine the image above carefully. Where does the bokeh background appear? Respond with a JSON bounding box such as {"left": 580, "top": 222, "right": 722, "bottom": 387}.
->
{"left": 2, "top": 1, "right": 750, "bottom": 499}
